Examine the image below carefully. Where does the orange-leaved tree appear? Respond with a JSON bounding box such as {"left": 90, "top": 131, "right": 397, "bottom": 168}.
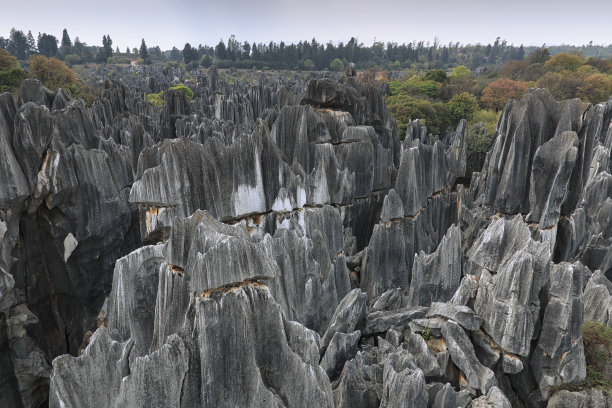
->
{"left": 481, "top": 79, "right": 529, "bottom": 111}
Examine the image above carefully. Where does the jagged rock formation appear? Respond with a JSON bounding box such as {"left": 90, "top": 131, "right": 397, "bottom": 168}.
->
{"left": 0, "top": 66, "right": 611, "bottom": 408}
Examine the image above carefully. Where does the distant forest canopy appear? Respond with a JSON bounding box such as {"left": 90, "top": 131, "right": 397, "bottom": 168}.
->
{"left": 1, "top": 27, "right": 612, "bottom": 70}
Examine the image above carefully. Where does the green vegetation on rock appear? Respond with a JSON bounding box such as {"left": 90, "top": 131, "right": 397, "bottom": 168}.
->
{"left": 146, "top": 84, "right": 194, "bottom": 107}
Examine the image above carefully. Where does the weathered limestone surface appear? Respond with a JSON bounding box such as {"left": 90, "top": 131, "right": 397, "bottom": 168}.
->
{"left": 408, "top": 225, "right": 462, "bottom": 307}
{"left": 531, "top": 262, "right": 586, "bottom": 394}
{"left": 441, "top": 321, "right": 497, "bottom": 394}
{"left": 470, "top": 215, "right": 551, "bottom": 356}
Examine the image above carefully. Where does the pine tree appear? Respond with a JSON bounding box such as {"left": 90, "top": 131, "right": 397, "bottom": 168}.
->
{"left": 103, "top": 34, "right": 113, "bottom": 61}
{"left": 140, "top": 38, "right": 150, "bottom": 64}
{"left": 98, "top": 35, "right": 113, "bottom": 62}
{"left": 183, "top": 43, "right": 198, "bottom": 64}
{"left": 8, "top": 28, "right": 28, "bottom": 60}
{"left": 61, "top": 28, "right": 72, "bottom": 48}
{"left": 37, "top": 33, "right": 58, "bottom": 57}
{"left": 26, "top": 31, "right": 36, "bottom": 56}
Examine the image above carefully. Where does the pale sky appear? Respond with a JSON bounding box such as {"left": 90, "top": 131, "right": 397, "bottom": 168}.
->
{"left": 1, "top": 0, "right": 611, "bottom": 50}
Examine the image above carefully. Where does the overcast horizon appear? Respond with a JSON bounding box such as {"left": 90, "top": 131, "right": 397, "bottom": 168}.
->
{"left": 2, "top": 0, "right": 612, "bottom": 51}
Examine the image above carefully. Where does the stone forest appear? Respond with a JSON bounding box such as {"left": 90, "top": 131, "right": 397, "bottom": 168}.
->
{"left": 0, "top": 59, "right": 611, "bottom": 407}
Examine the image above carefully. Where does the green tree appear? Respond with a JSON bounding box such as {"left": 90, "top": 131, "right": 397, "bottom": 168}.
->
{"left": 302, "top": 59, "right": 315, "bottom": 70}
{"left": 450, "top": 65, "right": 471, "bottom": 80}
{"left": 424, "top": 68, "right": 448, "bottom": 83}
{"left": 446, "top": 92, "right": 478, "bottom": 125}
{"left": 389, "top": 75, "right": 439, "bottom": 98}
{"left": 201, "top": 54, "right": 213, "bottom": 68}
{"left": 183, "top": 43, "right": 199, "bottom": 64}
{"left": 8, "top": 28, "right": 28, "bottom": 60}
{"left": 170, "top": 47, "right": 181, "bottom": 61}
{"left": 139, "top": 38, "right": 151, "bottom": 64}
{"left": 329, "top": 58, "right": 344, "bottom": 72}
{"left": 100, "top": 35, "right": 113, "bottom": 62}
{"left": 61, "top": 29, "right": 72, "bottom": 48}
{"left": 578, "top": 73, "right": 612, "bottom": 103}
{"left": 536, "top": 71, "right": 582, "bottom": 100}
{"left": 26, "top": 31, "right": 36, "bottom": 56}
{"left": 385, "top": 94, "right": 439, "bottom": 136}
{"left": 528, "top": 47, "right": 551, "bottom": 64}
{"left": 37, "top": 33, "right": 58, "bottom": 57}
{"left": 0, "top": 49, "right": 25, "bottom": 93}
{"left": 544, "top": 52, "right": 584, "bottom": 72}
{"left": 64, "top": 54, "right": 81, "bottom": 67}
{"left": 215, "top": 40, "right": 227, "bottom": 60}
{"left": 465, "top": 109, "right": 500, "bottom": 176}
{"left": 499, "top": 60, "right": 531, "bottom": 80}
{"left": 585, "top": 57, "right": 611, "bottom": 73}
{"left": 59, "top": 29, "right": 73, "bottom": 59}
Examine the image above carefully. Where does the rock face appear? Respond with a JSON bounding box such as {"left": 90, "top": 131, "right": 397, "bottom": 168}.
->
{"left": 441, "top": 321, "right": 497, "bottom": 394}
{"left": 197, "top": 284, "right": 334, "bottom": 408}
{"left": 0, "top": 67, "right": 610, "bottom": 408}
{"left": 51, "top": 284, "right": 334, "bottom": 408}
{"left": 531, "top": 262, "right": 586, "bottom": 394}
{"left": 408, "top": 225, "right": 462, "bottom": 307}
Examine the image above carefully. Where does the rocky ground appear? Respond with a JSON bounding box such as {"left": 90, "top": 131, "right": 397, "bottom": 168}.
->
{"left": 0, "top": 64, "right": 611, "bottom": 407}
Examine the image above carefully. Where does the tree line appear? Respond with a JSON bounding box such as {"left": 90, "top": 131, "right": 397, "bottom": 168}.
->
{"left": 3, "top": 27, "right": 612, "bottom": 72}
{"left": 0, "top": 28, "right": 583, "bottom": 68}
